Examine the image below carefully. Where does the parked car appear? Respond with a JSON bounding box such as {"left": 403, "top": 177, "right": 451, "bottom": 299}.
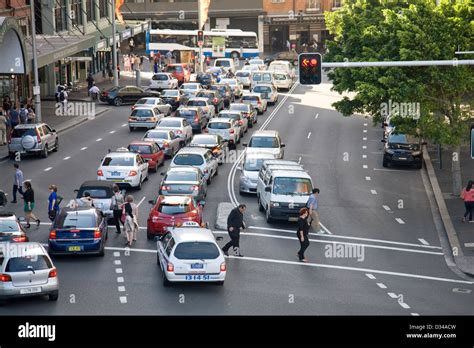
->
{"left": 189, "top": 134, "right": 228, "bottom": 165}
{"left": 163, "top": 64, "right": 191, "bottom": 84}
{"left": 131, "top": 97, "right": 172, "bottom": 116}
{"left": 170, "top": 147, "right": 219, "bottom": 185}
{"left": 73, "top": 180, "right": 116, "bottom": 219}
{"left": 175, "top": 107, "right": 207, "bottom": 133}
{"left": 142, "top": 129, "right": 181, "bottom": 158}
{"left": 159, "top": 167, "right": 207, "bottom": 202}
{"left": 0, "top": 212, "right": 28, "bottom": 243}
{"left": 48, "top": 207, "right": 108, "bottom": 256}
{"left": 8, "top": 123, "right": 58, "bottom": 159}
{"left": 229, "top": 103, "right": 257, "bottom": 127}
{"left": 128, "top": 141, "right": 165, "bottom": 172}
{"left": 196, "top": 90, "right": 225, "bottom": 112}
{"left": 206, "top": 118, "right": 241, "bottom": 149}
{"left": 264, "top": 51, "right": 298, "bottom": 66}
{"left": 100, "top": 86, "right": 160, "bottom": 106}
{"left": 128, "top": 106, "right": 165, "bottom": 131}
{"left": 0, "top": 242, "right": 59, "bottom": 305}
{"left": 382, "top": 132, "right": 425, "bottom": 169}
{"left": 149, "top": 72, "right": 179, "bottom": 90}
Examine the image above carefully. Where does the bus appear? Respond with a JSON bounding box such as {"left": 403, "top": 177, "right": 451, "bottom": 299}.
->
{"left": 146, "top": 29, "right": 259, "bottom": 59}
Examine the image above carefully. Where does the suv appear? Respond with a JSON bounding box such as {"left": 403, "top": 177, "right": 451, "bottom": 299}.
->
{"left": 382, "top": 132, "right": 424, "bottom": 169}
{"left": 8, "top": 123, "right": 58, "bottom": 159}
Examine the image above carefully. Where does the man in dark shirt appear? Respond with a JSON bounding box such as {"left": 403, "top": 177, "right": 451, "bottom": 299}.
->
{"left": 222, "top": 204, "right": 246, "bottom": 257}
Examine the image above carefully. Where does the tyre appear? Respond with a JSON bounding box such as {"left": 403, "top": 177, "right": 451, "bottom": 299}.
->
{"left": 162, "top": 272, "right": 171, "bottom": 287}
{"left": 257, "top": 196, "right": 264, "bottom": 212}
{"left": 207, "top": 174, "right": 212, "bottom": 185}
{"left": 382, "top": 157, "right": 389, "bottom": 168}
{"left": 98, "top": 245, "right": 105, "bottom": 257}
{"left": 147, "top": 230, "right": 154, "bottom": 240}
{"left": 129, "top": 126, "right": 134, "bottom": 132}
{"left": 137, "top": 177, "right": 142, "bottom": 190}
{"left": 113, "top": 97, "right": 123, "bottom": 106}
{"left": 48, "top": 291, "right": 59, "bottom": 301}
{"left": 415, "top": 161, "right": 422, "bottom": 169}
{"left": 53, "top": 139, "right": 59, "bottom": 152}
{"left": 216, "top": 281, "right": 225, "bottom": 286}
{"left": 41, "top": 145, "right": 48, "bottom": 158}
{"left": 265, "top": 206, "right": 273, "bottom": 223}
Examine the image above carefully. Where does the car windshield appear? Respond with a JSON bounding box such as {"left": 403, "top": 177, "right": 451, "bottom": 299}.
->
{"left": 152, "top": 74, "right": 168, "bottom": 81}
{"left": 173, "top": 242, "right": 220, "bottom": 260}
{"left": 158, "top": 119, "right": 181, "bottom": 127}
{"left": 102, "top": 156, "right": 135, "bottom": 166}
{"left": 128, "top": 144, "right": 153, "bottom": 154}
{"left": 244, "top": 158, "right": 266, "bottom": 171}
{"left": 76, "top": 188, "right": 112, "bottom": 199}
{"left": 11, "top": 128, "right": 36, "bottom": 138}
{"left": 249, "top": 136, "right": 279, "bottom": 148}
{"left": 274, "top": 74, "right": 287, "bottom": 80}
{"left": 145, "top": 131, "right": 168, "bottom": 139}
{"left": 196, "top": 92, "right": 212, "bottom": 98}
{"left": 182, "top": 84, "right": 198, "bottom": 90}
{"left": 173, "top": 154, "right": 204, "bottom": 166}
{"left": 0, "top": 220, "right": 20, "bottom": 232}
{"left": 162, "top": 90, "right": 179, "bottom": 97}
{"left": 187, "top": 100, "right": 206, "bottom": 107}
{"left": 177, "top": 110, "right": 197, "bottom": 118}
{"left": 230, "top": 105, "right": 248, "bottom": 112}
{"left": 167, "top": 171, "right": 198, "bottom": 181}
{"left": 56, "top": 212, "right": 97, "bottom": 229}
{"left": 388, "top": 134, "right": 420, "bottom": 150}
{"left": 192, "top": 136, "right": 216, "bottom": 146}
{"left": 158, "top": 203, "right": 191, "bottom": 215}
{"left": 236, "top": 72, "right": 250, "bottom": 77}
{"left": 242, "top": 96, "right": 258, "bottom": 102}
{"left": 208, "top": 122, "right": 230, "bottom": 129}
{"left": 6, "top": 255, "right": 52, "bottom": 272}
{"left": 131, "top": 109, "right": 153, "bottom": 117}
{"left": 136, "top": 99, "right": 153, "bottom": 105}
{"left": 273, "top": 177, "right": 312, "bottom": 195}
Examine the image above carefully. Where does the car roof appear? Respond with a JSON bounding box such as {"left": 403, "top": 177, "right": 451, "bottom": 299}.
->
{"left": 270, "top": 60, "right": 291, "bottom": 65}
{"left": 0, "top": 242, "right": 47, "bottom": 257}
{"left": 219, "top": 110, "right": 241, "bottom": 115}
{"left": 79, "top": 180, "right": 115, "bottom": 188}
{"left": 263, "top": 159, "right": 301, "bottom": 166}
{"left": 178, "top": 107, "right": 200, "bottom": 111}
{"left": 160, "top": 117, "right": 183, "bottom": 122}
{"left": 253, "top": 84, "right": 274, "bottom": 88}
{"left": 230, "top": 103, "right": 249, "bottom": 107}
{"left": 242, "top": 93, "right": 262, "bottom": 98}
{"left": 129, "top": 141, "right": 154, "bottom": 146}
{"left": 252, "top": 130, "right": 279, "bottom": 137}
{"left": 0, "top": 212, "right": 17, "bottom": 220}
{"left": 193, "top": 134, "right": 218, "bottom": 140}
{"left": 270, "top": 170, "right": 311, "bottom": 178}
{"left": 132, "top": 105, "right": 158, "bottom": 110}
{"left": 171, "top": 228, "right": 216, "bottom": 244}
{"left": 245, "top": 152, "right": 275, "bottom": 160}
{"left": 60, "top": 207, "right": 100, "bottom": 214}
{"left": 265, "top": 164, "right": 305, "bottom": 172}
{"left": 105, "top": 151, "right": 136, "bottom": 158}
{"left": 177, "top": 147, "right": 210, "bottom": 155}
{"left": 188, "top": 97, "right": 208, "bottom": 101}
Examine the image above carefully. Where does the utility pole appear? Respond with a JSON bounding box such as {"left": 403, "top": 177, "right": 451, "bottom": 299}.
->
{"left": 197, "top": 0, "right": 203, "bottom": 74}
{"left": 111, "top": 0, "right": 119, "bottom": 87}
{"left": 30, "top": 0, "right": 42, "bottom": 122}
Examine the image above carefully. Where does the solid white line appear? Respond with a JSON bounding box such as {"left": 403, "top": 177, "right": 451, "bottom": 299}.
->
{"left": 362, "top": 155, "right": 367, "bottom": 159}
{"left": 365, "top": 176, "right": 371, "bottom": 181}
{"left": 396, "top": 218, "right": 405, "bottom": 224}
{"left": 115, "top": 268, "right": 123, "bottom": 274}
{"left": 81, "top": 147, "right": 87, "bottom": 151}
{"left": 63, "top": 156, "right": 71, "bottom": 160}
{"left": 117, "top": 277, "right": 124, "bottom": 283}
{"left": 382, "top": 205, "right": 391, "bottom": 211}
{"left": 96, "top": 138, "right": 102, "bottom": 142}
{"left": 246, "top": 226, "right": 441, "bottom": 249}
{"left": 362, "top": 146, "right": 367, "bottom": 149}
{"left": 388, "top": 292, "right": 398, "bottom": 298}
{"left": 298, "top": 156, "right": 302, "bottom": 164}
{"left": 399, "top": 302, "right": 411, "bottom": 309}
{"left": 418, "top": 239, "right": 429, "bottom": 246}
{"left": 366, "top": 273, "right": 376, "bottom": 279}
{"left": 119, "top": 296, "right": 127, "bottom": 304}
{"left": 114, "top": 260, "right": 121, "bottom": 265}
{"left": 118, "top": 286, "right": 126, "bottom": 292}
{"left": 109, "top": 130, "right": 116, "bottom": 134}
{"left": 307, "top": 132, "right": 311, "bottom": 139}
{"left": 373, "top": 168, "right": 412, "bottom": 173}
{"left": 411, "top": 313, "right": 420, "bottom": 316}
{"left": 319, "top": 223, "right": 333, "bottom": 235}
{"left": 371, "top": 190, "right": 377, "bottom": 195}
{"left": 377, "top": 283, "right": 387, "bottom": 289}
{"left": 363, "top": 165, "right": 368, "bottom": 169}
{"left": 44, "top": 167, "right": 52, "bottom": 172}
{"left": 113, "top": 252, "right": 120, "bottom": 257}
{"left": 213, "top": 231, "right": 443, "bottom": 255}
{"left": 225, "top": 256, "right": 474, "bottom": 285}
{"left": 137, "top": 196, "right": 146, "bottom": 207}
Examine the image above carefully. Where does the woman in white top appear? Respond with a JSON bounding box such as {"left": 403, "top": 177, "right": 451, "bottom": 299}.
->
{"left": 123, "top": 195, "right": 139, "bottom": 247}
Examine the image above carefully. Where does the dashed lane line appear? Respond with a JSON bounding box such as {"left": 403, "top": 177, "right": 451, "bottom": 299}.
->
{"left": 315, "top": 113, "right": 319, "bottom": 119}
{"left": 418, "top": 239, "right": 430, "bottom": 245}
{"left": 110, "top": 130, "right": 116, "bottom": 134}
{"left": 371, "top": 190, "right": 377, "bottom": 195}
{"left": 362, "top": 146, "right": 367, "bottom": 149}
{"left": 366, "top": 273, "right": 376, "bottom": 279}
{"left": 377, "top": 283, "right": 387, "bottom": 289}
{"left": 365, "top": 176, "right": 371, "bottom": 181}
{"left": 137, "top": 196, "right": 146, "bottom": 207}
{"left": 307, "top": 132, "right": 312, "bottom": 139}
{"left": 388, "top": 292, "right": 398, "bottom": 299}
{"left": 395, "top": 218, "right": 405, "bottom": 225}
{"left": 63, "top": 156, "right": 71, "bottom": 160}
{"left": 117, "top": 277, "right": 124, "bottom": 283}
{"left": 119, "top": 296, "right": 127, "bottom": 304}
{"left": 118, "top": 286, "right": 126, "bottom": 292}
{"left": 96, "top": 138, "right": 103, "bottom": 142}
{"left": 363, "top": 165, "right": 368, "bottom": 169}
{"left": 382, "top": 205, "right": 391, "bottom": 211}
{"left": 44, "top": 167, "right": 52, "bottom": 172}
{"left": 362, "top": 155, "right": 367, "bottom": 159}
{"left": 411, "top": 313, "right": 420, "bottom": 316}
{"left": 81, "top": 147, "right": 87, "bottom": 151}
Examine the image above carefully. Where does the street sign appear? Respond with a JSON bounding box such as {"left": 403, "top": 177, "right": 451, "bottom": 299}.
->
{"left": 298, "top": 53, "right": 322, "bottom": 85}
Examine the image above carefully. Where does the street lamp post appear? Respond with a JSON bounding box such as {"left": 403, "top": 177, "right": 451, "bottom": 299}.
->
{"left": 198, "top": 1, "right": 203, "bottom": 74}
{"left": 30, "top": 1, "right": 42, "bottom": 122}
{"left": 111, "top": 0, "right": 119, "bottom": 87}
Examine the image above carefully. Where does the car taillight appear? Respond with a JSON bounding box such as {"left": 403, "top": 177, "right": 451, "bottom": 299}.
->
{"left": 220, "top": 262, "right": 226, "bottom": 271}
{"left": 229, "top": 129, "right": 234, "bottom": 134}
{"left": 94, "top": 229, "right": 101, "bottom": 239}
{"left": 49, "top": 230, "right": 57, "bottom": 239}
{"left": 239, "top": 120, "right": 243, "bottom": 125}
{"left": 192, "top": 185, "right": 199, "bottom": 191}
{"left": 129, "top": 170, "right": 138, "bottom": 176}
{"left": 0, "top": 274, "right": 12, "bottom": 282}
{"left": 175, "top": 130, "right": 182, "bottom": 134}
{"left": 167, "top": 263, "right": 174, "bottom": 272}
{"left": 36, "top": 129, "right": 41, "bottom": 143}
{"left": 97, "top": 170, "right": 104, "bottom": 176}
{"left": 12, "top": 236, "right": 27, "bottom": 242}
{"left": 48, "top": 269, "right": 58, "bottom": 278}
{"left": 161, "top": 185, "right": 170, "bottom": 191}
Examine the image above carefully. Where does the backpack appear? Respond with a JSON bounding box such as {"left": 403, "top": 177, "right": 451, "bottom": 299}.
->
{"left": 56, "top": 195, "right": 63, "bottom": 207}
{"left": 19, "top": 108, "right": 28, "bottom": 122}
{"left": 59, "top": 92, "right": 65, "bottom": 101}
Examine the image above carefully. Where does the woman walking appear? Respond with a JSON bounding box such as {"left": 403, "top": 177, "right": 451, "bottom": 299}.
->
{"left": 23, "top": 181, "right": 40, "bottom": 228}
{"left": 461, "top": 180, "right": 474, "bottom": 223}
{"left": 111, "top": 185, "right": 125, "bottom": 234}
{"left": 297, "top": 208, "right": 310, "bottom": 262}
{"left": 123, "top": 195, "right": 139, "bottom": 247}
{"left": 47, "top": 185, "right": 60, "bottom": 222}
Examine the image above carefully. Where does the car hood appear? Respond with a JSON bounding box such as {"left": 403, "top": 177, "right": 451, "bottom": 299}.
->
{"left": 241, "top": 170, "right": 259, "bottom": 180}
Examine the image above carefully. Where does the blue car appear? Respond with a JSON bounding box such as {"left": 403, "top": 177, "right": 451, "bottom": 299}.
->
{"left": 48, "top": 207, "right": 108, "bottom": 256}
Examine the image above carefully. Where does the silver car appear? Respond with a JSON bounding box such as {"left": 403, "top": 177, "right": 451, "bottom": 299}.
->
{"left": 0, "top": 242, "right": 59, "bottom": 305}
{"left": 8, "top": 123, "right": 58, "bottom": 159}
{"left": 132, "top": 97, "right": 172, "bottom": 116}
{"left": 220, "top": 78, "right": 244, "bottom": 98}
{"left": 235, "top": 70, "right": 251, "bottom": 88}
{"left": 142, "top": 129, "right": 181, "bottom": 157}
{"left": 238, "top": 152, "right": 275, "bottom": 194}
{"left": 170, "top": 147, "right": 219, "bottom": 185}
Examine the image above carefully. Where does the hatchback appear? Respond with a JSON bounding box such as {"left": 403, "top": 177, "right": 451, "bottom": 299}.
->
{"left": 175, "top": 107, "right": 207, "bottom": 133}
{"left": 142, "top": 129, "right": 181, "bottom": 158}
{"left": 0, "top": 213, "right": 28, "bottom": 243}
{"left": 128, "top": 141, "right": 165, "bottom": 172}
{"left": 206, "top": 118, "right": 240, "bottom": 149}
{"left": 128, "top": 107, "right": 164, "bottom": 131}
{"left": 159, "top": 167, "right": 207, "bottom": 202}
{"left": 170, "top": 147, "right": 219, "bottom": 185}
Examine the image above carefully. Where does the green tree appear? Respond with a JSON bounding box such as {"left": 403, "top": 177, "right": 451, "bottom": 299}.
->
{"left": 324, "top": 0, "right": 473, "bottom": 194}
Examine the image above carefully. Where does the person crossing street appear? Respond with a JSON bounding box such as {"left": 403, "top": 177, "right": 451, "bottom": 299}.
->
{"left": 306, "top": 188, "right": 321, "bottom": 233}
{"left": 222, "top": 204, "right": 247, "bottom": 257}
{"left": 11, "top": 163, "right": 24, "bottom": 203}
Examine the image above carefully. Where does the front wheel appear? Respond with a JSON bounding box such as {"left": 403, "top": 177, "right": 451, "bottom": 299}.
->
{"left": 53, "top": 139, "right": 59, "bottom": 152}
{"left": 265, "top": 206, "right": 273, "bottom": 223}
{"left": 113, "top": 97, "right": 123, "bottom": 106}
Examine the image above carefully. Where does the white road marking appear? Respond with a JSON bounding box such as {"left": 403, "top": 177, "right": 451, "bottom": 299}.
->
{"left": 298, "top": 156, "right": 302, "bottom": 164}
{"left": 246, "top": 226, "right": 441, "bottom": 249}
{"left": 363, "top": 137, "right": 367, "bottom": 141}
{"left": 113, "top": 252, "right": 120, "bottom": 257}
{"left": 366, "top": 273, "right": 376, "bottom": 280}
{"left": 362, "top": 146, "right": 367, "bottom": 149}
{"left": 44, "top": 167, "right": 52, "bottom": 172}
{"left": 364, "top": 123, "right": 368, "bottom": 126}
{"left": 363, "top": 130, "right": 367, "bottom": 133}
{"left": 382, "top": 205, "right": 391, "bottom": 211}
{"left": 109, "top": 130, "right": 116, "bottom": 134}
{"left": 395, "top": 218, "right": 405, "bottom": 224}
{"left": 411, "top": 313, "right": 420, "bottom": 316}
{"left": 106, "top": 246, "right": 156, "bottom": 253}
{"left": 63, "top": 156, "right": 71, "bottom": 160}
{"left": 119, "top": 296, "right": 127, "bottom": 304}
{"left": 115, "top": 268, "right": 123, "bottom": 274}
{"left": 118, "top": 286, "right": 126, "bottom": 292}
{"left": 399, "top": 302, "right": 411, "bottom": 309}
{"left": 96, "top": 138, "right": 102, "bottom": 142}
{"left": 315, "top": 113, "right": 319, "bottom": 119}
{"left": 464, "top": 243, "right": 474, "bottom": 247}
{"left": 365, "top": 176, "right": 371, "bottom": 181}
{"left": 388, "top": 292, "right": 398, "bottom": 298}
{"left": 320, "top": 223, "right": 333, "bottom": 235}
{"left": 81, "top": 147, "right": 87, "bottom": 151}
{"left": 418, "top": 239, "right": 429, "bottom": 246}
{"left": 362, "top": 155, "right": 367, "bottom": 159}
{"left": 370, "top": 152, "right": 383, "bottom": 154}
{"left": 452, "top": 288, "right": 472, "bottom": 294}
{"left": 137, "top": 196, "right": 146, "bottom": 207}
{"left": 114, "top": 260, "right": 121, "bottom": 265}
{"left": 371, "top": 190, "right": 377, "bottom": 195}
{"left": 121, "top": 124, "right": 127, "bottom": 127}
{"left": 363, "top": 165, "right": 368, "bottom": 169}
{"left": 376, "top": 283, "right": 387, "bottom": 289}
{"left": 307, "top": 132, "right": 311, "bottom": 139}
{"left": 117, "top": 277, "right": 124, "bottom": 283}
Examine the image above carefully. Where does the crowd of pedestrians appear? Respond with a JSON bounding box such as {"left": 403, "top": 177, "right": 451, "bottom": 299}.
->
{"left": 0, "top": 96, "right": 36, "bottom": 145}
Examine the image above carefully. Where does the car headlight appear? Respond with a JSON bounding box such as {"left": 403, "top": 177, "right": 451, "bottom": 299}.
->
{"left": 386, "top": 149, "right": 395, "bottom": 155}
{"left": 240, "top": 175, "right": 251, "bottom": 183}
{"left": 270, "top": 201, "right": 280, "bottom": 207}
{"left": 412, "top": 151, "right": 421, "bottom": 156}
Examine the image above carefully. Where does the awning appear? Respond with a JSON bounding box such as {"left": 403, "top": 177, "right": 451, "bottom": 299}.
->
{"left": 0, "top": 17, "right": 28, "bottom": 74}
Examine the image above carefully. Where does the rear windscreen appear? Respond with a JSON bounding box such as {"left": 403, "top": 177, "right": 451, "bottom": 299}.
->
{"left": 174, "top": 242, "right": 220, "bottom": 260}
{"left": 56, "top": 213, "right": 96, "bottom": 229}
{"left": 208, "top": 122, "right": 230, "bottom": 129}
{"left": 12, "top": 129, "right": 36, "bottom": 137}
{"left": 173, "top": 154, "right": 204, "bottom": 166}
{"left": 158, "top": 203, "right": 191, "bottom": 215}
{"left": 77, "top": 188, "right": 112, "bottom": 199}
{"left": 6, "top": 255, "right": 52, "bottom": 272}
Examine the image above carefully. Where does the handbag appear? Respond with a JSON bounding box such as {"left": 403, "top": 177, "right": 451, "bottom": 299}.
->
{"left": 48, "top": 210, "right": 57, "bottom": 221}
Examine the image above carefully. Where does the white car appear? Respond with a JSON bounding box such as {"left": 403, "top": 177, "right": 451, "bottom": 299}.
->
{"left": 213, "top": 58, "right": 237, "bottom": 74}
{"left": 128, "top": 106, "right": 165, "bottom": 131}
{"left": 248, "top": 58, "right": 266, "bottom": 70}
{"left": 97, "top": 148, "right": 149, "bottom": 190}
{"left": 268, "top": 60, "right": 296, "bottom": 79}
{"left": 183, "top": 98, "right": 216, "bottom": 120}
{"left": 244, "top": 130, "right": 285, "bottom": 159}
{"left": 251, "top": 84, "right": 279, "bottom": 105}
{"left": 155, "top": 117, "right": 193, "bottom": 146}
{"left": 170, "top": 147, "right": 219, "bottom": 185}
{"left": 132, "top": 97, "right": 172, "bottom": 116}
{"left": 217, "top": 110, "right": 248, "bottom": 136}
{"left": 242, "top": 65, "right": 260, "bottom": 72}
{"left": 220, "top": 78, "right": 244, "bottom": 98}
{"left": 180, "top": 83, "right": 203, "bottom": 97}
{"left": 241, "top": 93, "right": 268, "bottom": 114}
{"left": 156, "top": 221, "right": 226, "bottom": 286}
{"left": 273, "top": 72, "right": 293, "bottom": 91}
{"left": 250, "top": 71, "right": 276, "bottom": 90}
{"left": 206, "top": 118, "right": 241, "bottom": 149}
{"left": 235, "top": 70, "right": 251, "bottom": 88}
{"left": 150, "top": 73, "right": 178, "bottom": 90}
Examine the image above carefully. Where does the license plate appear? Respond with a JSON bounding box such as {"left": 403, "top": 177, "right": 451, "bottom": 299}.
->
{"left": 111, "top": 172, "right": 121, "bottom": 177}
{"left": 398, "top": 157, "right": 407, "bottom": 160}
{"left": 191, "top": 263, "right": 204, "bottom": 269}
{"left": 185, "top": 274, "right": 210, "bottom": 281}
{"left": 20, "top": 287, "right": 41, "bottom": 294}
{"left": 288, "top": 217, "right": 298, "bottom": 222}
{"left": 68, "top": 246, "right": 82, "bottom": 252}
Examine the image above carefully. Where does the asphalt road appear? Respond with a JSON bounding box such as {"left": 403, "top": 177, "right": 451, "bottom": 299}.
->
{"left": 0, "top": 73, "right": 473, "bottom": 315}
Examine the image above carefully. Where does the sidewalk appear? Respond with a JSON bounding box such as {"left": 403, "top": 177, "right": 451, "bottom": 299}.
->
{"left": 424, "top": 143, "right": 474, "bottom": 276}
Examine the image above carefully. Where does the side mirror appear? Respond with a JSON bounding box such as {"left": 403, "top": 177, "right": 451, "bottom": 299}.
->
{"left": 381, "top": 139, "right": 386, "bottom": 143}
{"left": 281, "top": 144, "right": 286, "bottom": 148}
{"left": 265, "top": 186, "right": 271, "bottom": 192}
{"left": 52, "top": 129, "right": 57, "bottom": 133}
{"left": 148, "top": 199, "right": 155, "bottom": 205}
{"left": 160, "top": 172, "right": 165, "bottom": 176}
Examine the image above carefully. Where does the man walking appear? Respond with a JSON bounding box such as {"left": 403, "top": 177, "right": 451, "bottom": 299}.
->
{"left": 306, "top": 188, "right": 321, "bottom": 232}
{"left": 12, "top": 163, "right": 24, "bottom": 203}
{"left": 222, "top": 204, "right": 246, "bottom": 257}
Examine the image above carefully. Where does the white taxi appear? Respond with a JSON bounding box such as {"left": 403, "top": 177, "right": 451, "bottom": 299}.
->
{"left": 156, "top": 221, "right": 226, "bottom": 286}
{"left": 97, "top": 148, "right": 149, "bottom": 190}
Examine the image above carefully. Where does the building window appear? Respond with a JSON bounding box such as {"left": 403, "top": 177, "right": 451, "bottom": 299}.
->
{"left": 271, "top": 0, "right": 285, "bottom": 3}
{"left": 99, "top": 0, "right": 109, "bottom": 18}
{"left": 86, "top": 0, "right": 96, "bottom": 22}
{"left": 332, "top": 0, "right": 342, "bottom": 8}
{"left": 71, "top": 0, "right": 83, "bottom": 26}
{"left": 307, "top": 0, "right": 321, "bottom": 10}
{"left": 55, "top": 0, "right": 67, "bottom": 32}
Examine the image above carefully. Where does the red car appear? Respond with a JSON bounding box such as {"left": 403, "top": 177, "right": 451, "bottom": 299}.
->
{"left": 146, "top": 195, "right": 204, "bottom": 239}
{"left": 127, "top": 141, "right": 164, "bottom": 172}
{"left": 164, "top": 64, "right": 191, "bottom": 85}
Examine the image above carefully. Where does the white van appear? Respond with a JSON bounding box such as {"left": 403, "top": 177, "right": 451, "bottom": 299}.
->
{"left": 214, "top": 58, "right": 237, "bottom": 74}
{"left": 268, "top": 60, "right": 295, "bottom": 79}
{"left": 250, "top": 71, "right": 276, "bottom": 90}
{"left": 256, "top": 167, "right": 313, "bottom": 223}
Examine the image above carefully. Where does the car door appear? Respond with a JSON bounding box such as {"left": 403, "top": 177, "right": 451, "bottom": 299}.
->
{"left": 45, "top": 125, "right": 57, "bottom": 146}
{"left": 41, "top": 125, "right": 52, "bottom": 148}
{"left": 158, "top": 233, "right": 173, "bottom": 270}
{"left": 136, "top": 155, "right": 148, "bottom": 180}
{"left": 153, "top": 107, "right": 164, "bottom": 123}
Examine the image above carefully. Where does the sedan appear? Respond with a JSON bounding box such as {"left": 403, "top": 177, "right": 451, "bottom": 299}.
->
{"left": 100, "top": 86, "right": 161, "bottom": 106}
{"left": 159, "top": 167, "right": 207, "bottom": 202}
{"left": 183, "top": 98, "right": 216, "bottom": 120}
{"left": 161, "top": 89, "right": 185, "bottom": 111}
{"left": 252, "top": 84, "right": 278, "bottom": 105}
{"left": 131, "top": 97, "right": 172, "bottom": 116}
{"left": 235, "top": 70, "right": 251, "bottom": 88}
{"left": 180, "top": 83, "right": 203, "bottom": 97}
{"left": 196, "top": 90, "right": 224, "bottom": 113}
{"left": 189, "top": 134, "right": 228, "bottom": 165}
{"left": 206, "top": 118, "right": 240, "bottom": 149}
{"left": 128, "top": 141, "right": 165, "bottom": 172}
{"left": 0, "top": 213, "right": 28, "bottom": 243}
{"left": 48, "top": 207, "right": 107, "bottom": 256}
{"left": 155, "top": 117, "right": 194, "bottom": 146}
{"left": 248, "top": 58, "right": 266, "bottom": 70}
{"left": 241, "top": 93, "right": 267, "bottom": 114}
{"left": 128, "top": 107, "right": 164, "bottom": 131}
{"left": 229, "top": 103, "right": 257, "bottom": 127}
{"left": 218, "top": 110, "right": 248, "bottom": 136}
{"left": 149, "top": 72, "right": 179, "bottom": 91}
{"left": 220, "top": 78, "right": 244, "bottom": 99}
{"left": 142, "top": 129, "right": 181, "bottom": 158}
{"left": 209, "top": 84, "right": 234, "bottom": 107}
{"left": 175, "top": 107, "right": 207, "bottom": 133}
{"left": 146, "top": 196, "right": 204, "bottom": 239}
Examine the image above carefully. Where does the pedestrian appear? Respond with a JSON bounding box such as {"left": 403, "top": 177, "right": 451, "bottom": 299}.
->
{"left": 79, "top": 192, "right": 94, "bottom": 207}
{"left": 306, "top": 188, "right": 321, "bottom": 232}
{"left": 286, "top": 40, "right": 291, "bottom": 52}
{"left": 134, "top": 55, "right": 141, "bottom": 71}
{"left": 11, "top": 163, "right": 24, "bottom": 204}
{"left": 111, "top": 184, "right": 125, "bottom": 234}
{"left": 205, "top": 56, "right": 211, "bottom": 67}
{"left": 117, "top": 65, "right": 121, "bottom": 79}
{"left": 123, "top": 195, "right": 138, "bottom": 247}
{"left": 107, "top": 61, "right": 113, "bottom": 80}
{"left": 166, "top": 50, "right": 173, "bottom": 65}
{"left": 19, "top": 104, "right": 28, "bottom": 124}
{"left": 2, "top": 96, "right": 11, "bottom": 114}
{"left": 296, "top": 208, "right": 310, "bottom": 262}
{"left": 130, "top": 55, "right": 135, "bottom": 71}
{"left": 86, "top": 72, "right": 94, "bottom": 94}
{"left": 23, "top": 181, "right": 40, "bottom": 228}
{"left": 47, "top": 185, "right": 61, "bottom": 222}
{"left": 89, "top": 83, "right": 100, "bottom": 102}
{"left": 26, "top": 103, "right": 36, "bottom": 123}
{"left": 461, "top": 180, "right": 474, "bottom": 223}
{"left": 153, "top": 61, "right": 159, "bottom": 74}
{"left": 0, "top": 108, "right": 7, "bottom": 145}
{"left": 9, "top": 105, "right": 19, "bottom": 129}
{"left": 156, "top": 51, "right": 162, "bottom": 66}
{"left": 58, "top": 87, "right": 68, "bottom": 111}
{"left": 222, "top": 204, "right": 246, "bottom": 257}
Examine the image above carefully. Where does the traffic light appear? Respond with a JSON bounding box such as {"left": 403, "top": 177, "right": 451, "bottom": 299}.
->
{"left": 197, "top": 30, "right": 204, "bottom": 43}
{"left": 298, "top": 53, "right": 322, "bottom": 85}
{"left": 471, "top": 125, "right": 474, "bottom": 159}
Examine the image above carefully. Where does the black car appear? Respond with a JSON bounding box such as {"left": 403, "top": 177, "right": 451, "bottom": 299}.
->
{"left": 175, "top": 108, "right": 207, "bottom": 133}
{"left": 209, "top": 84, "right": 234, "bottom": 107}
{"left": 0, "top": 212, "right": 28, "bottom": 243}
{"left": 196, "top": 90, "right": 224, "bottom": 112}
{"left": 74, "top": 181, "right": 116, "bottom": 221}
{"left": 100, "top": 86, "right": 161, "bottom": 106}
{"left": 382, "top": 132, "right": 425, "bottom": 169}
{"left": 264, "top": 51, "right": 299, "bottom": 66}
{"left": 196, "top": 73, "right": 216, "bottom": 87}
{"left": 160, "top": 89, "right": 185, "bottom": 110}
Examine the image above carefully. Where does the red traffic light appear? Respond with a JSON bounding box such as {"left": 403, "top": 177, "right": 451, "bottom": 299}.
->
{"left": 310, "top": 58, "right": 317, "bottom": 66}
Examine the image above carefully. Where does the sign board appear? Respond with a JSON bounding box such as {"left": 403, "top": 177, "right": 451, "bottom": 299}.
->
{"left": 33, "top": 86, "right": 40, "bottom": 96}
{"left": 121, "top": 29, "right": 132, "bottom": 40}
{"left": 212, "top": 37, "right": 225, "bottom": 58}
